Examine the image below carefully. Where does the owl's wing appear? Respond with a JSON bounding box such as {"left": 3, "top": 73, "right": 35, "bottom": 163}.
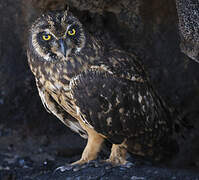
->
{"left": 108, "top": 49, "right": 148, "bottom": 82}
{"left": 70, "top": 70, "right": 167, "bottom": 144}
{"left": 91, "top": 49, "right": 149, "bottom": 84}
{"left": 35, "top": 79, "right": 88, "bottom": 139}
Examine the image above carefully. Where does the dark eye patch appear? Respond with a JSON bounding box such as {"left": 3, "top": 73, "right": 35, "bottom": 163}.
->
{"left": 67, "top": 24, "right": 80, "bottom": 44}
{"left": 68, "top": 24, "right": 80, "bottom": 34}
{"left": 37, "top": 32, "right": 52, "bottom": 51}
{"left": 38, "top": 32, "right": 53, "bottom": 42}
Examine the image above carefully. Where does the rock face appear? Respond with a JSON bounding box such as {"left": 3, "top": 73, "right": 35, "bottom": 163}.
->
{"left": 176, "top": 0, "right": 199, "bottom": 62}
{"left": 0, "top": 0, "right": 199, "bottom": 178}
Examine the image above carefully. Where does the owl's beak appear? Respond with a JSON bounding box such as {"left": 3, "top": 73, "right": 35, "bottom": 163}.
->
{"left": 58, "top": 39, "right": 67, "bottom": 57}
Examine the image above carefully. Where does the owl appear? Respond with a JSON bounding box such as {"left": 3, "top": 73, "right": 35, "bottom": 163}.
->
{"left": 27, "top": 10, "right": 179, "bottom": 166}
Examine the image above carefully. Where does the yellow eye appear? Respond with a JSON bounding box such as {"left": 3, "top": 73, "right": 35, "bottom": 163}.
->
{"left": 42, "top": 34, "right": 51, "bottom": 41}
{"left": 67, "top": 28, "right": 76, "bottom": 36}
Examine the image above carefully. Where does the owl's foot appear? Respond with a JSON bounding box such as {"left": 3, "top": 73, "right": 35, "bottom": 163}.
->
{"left": 55, "top": 160, "right": 105, "bottom": 173}
{"left": 71, "top": 133, "right": 104, "bottom": 165}
{"left": 56, "top": 121, "right": 105, "bottom": 172}
{"left": 105, "top": 158, "right": 127, "bottom": 165}
{"left": 69, "top": 120, "right": 105, "bottom": 166}
{"left": 106, "top": 144, "right": 128, "bottom": 165}
{"left": 71, "top": 159, "right": 89, "bottom": 165}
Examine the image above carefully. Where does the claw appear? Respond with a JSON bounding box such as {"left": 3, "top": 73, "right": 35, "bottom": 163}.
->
{"left": 54, "top": 164, "right": 73, "bottom": 173}
{"left": 54, "top": 161, "right": 90, "bottom": 173}
{"left": 71, "top": 159, "right": 87, "bottom": 166}
{"left": 105, "top": 158, "right": 127, "bottom": 166}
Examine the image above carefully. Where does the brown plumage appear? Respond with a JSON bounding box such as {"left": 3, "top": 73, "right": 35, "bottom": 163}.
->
{"left": 27, "top": 10, "right": 179, "bottom": 166}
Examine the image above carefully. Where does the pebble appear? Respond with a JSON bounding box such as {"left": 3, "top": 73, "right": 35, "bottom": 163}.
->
{"left": 81, "top": 164, "right": 88, "bottom": 169}
{"left": 131, "top": 176, "right": 145, "bottom": 180}
{"left": 0, "top": 98, "right": 4, "bottom": 104}
{"left": 65, "top": 178, "right": 73, "bottom": 180}
{"left": 75, "top": 177, "right": 86, "bottom": 180}
{"left": 19, "top": 159, "right": 25, "bottom": 166}
{"left": 124, "top": 162, "right": 134, "bottom": 168}
{"left": 73, "top": 166, "right": 81, "bottom": 172}
{"left": 105, "top": 165, "right": 112, "bottom": 170}
{"left": 154, "top": 170, "right": 159, "bottom": 174}
{"left": 119, "top": 166, "right": 126, "bottom": 171}
{"left": 0, "top": 166, "right": 10, "bottom": 170}
{"left": 43, "top": 160, "right": 48, "bottom": 165}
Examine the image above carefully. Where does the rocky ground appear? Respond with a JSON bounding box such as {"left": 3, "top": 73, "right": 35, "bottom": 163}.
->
{"left": 0, "top": 127, "right": 199, "bottom": 179}
{"left": 0, "top": 0, "right": 199, "bottom": 179}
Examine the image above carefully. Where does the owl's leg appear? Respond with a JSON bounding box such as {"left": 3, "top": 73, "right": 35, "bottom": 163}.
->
{"left": 72, "top": 122, "right": 104, "bottom": 165}
{"left": 55, "top": 128, "right": 104, "bottom": 172}
{"left": 106, "top": 144, "right": 127, "bottom": 165}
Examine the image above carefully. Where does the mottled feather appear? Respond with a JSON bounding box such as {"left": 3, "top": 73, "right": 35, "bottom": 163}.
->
{"left": 27, "top": 10, "right": 181, "bottom": 165}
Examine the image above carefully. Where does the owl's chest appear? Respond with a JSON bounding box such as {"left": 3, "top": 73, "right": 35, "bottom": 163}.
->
{"left": 39, "top": 73, "right": 79, "bottom": 117}
{"left": 42, "top": 76, "right": 70, "bottom": 93}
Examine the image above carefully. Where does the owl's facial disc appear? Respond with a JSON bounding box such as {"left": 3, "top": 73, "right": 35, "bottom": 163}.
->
{"left": 30, "top": 11, "right": 86, "bottom": 62}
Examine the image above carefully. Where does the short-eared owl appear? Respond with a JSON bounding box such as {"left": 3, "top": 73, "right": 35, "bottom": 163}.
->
{"left": 27, "top": 10, "right": 179, "bottom": 165}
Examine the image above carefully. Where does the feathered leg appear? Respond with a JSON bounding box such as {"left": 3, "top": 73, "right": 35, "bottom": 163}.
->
{"left": 107, "top": 144, "right": 127, "bottom": 165}
{"left": 72, "top": 121, "right": 104, "bottom": 165}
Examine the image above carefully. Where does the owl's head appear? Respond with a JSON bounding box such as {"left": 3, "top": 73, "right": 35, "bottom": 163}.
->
{"left": 29, "top": 10, "right": 86, "bottom": 62}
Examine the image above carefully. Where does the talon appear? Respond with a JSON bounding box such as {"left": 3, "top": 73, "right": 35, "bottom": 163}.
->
{"left": 105, "top": 158, "right": 128, "bottom": 166}
{"left": 54, "top": 163, "right": 85, "bottom": 173}
{"left": 54, "top": 164, "right": 73, "bottom": 173}
{"left": 71, "top": 159, "right": 89, "bottom": 165}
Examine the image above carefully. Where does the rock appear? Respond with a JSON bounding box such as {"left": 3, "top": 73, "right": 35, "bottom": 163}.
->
{"left": 35, "top": 163, "right": 199, "bottom": 180}
{"left": 176, "top": 0, "right": 199, "bottom": 62}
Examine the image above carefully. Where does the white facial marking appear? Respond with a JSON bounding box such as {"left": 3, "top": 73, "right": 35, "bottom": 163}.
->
{"left": 44, "top": 29, "right": 58, "bottom": 40}
{"left": 32, "top": 33, "right": 52, "bottom": 61}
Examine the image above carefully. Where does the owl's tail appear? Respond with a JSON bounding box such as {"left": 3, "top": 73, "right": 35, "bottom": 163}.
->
{"left": 155, "top": 88, "right": 193, "bottom": 142}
